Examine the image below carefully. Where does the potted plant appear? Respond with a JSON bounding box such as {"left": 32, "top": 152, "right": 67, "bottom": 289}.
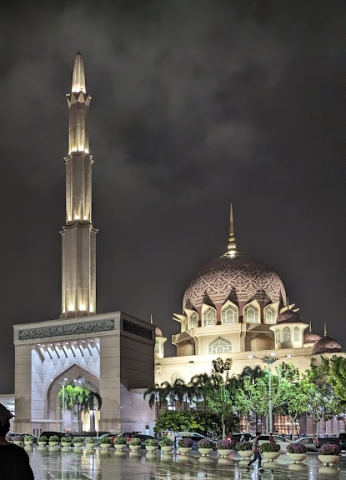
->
{"left": 286, "top": 443, "right": 307, "bottom": 463}
{"left": 216, "top": 439, "right": 232, "bottom": 458}
{"left": 178, "top": 437, "right": 193, "bottom": 455}
{"left": 49, "top": 435, "right": 60, "bottom": 448}
{"left": 129, "top": 437, "right": 142, "bottom": 452}
{"left": 60, "top": 436, "right": 72, "bottom": 448}
{"left": 236, "top": 441, "right": 253, "bottom": 459}
{"left": 85, "top": 437, "right": 97, "bottom": 450}
{"left": 160, "top": 436, "right": 174, "bottom": 453}
{"left": 24, "top": 435, "right": 34, "bottom": 446}
{"left": 13, "top": 435, "right": 23, "bottom": 446}
{"left": 260, "top": 442, "right": 281, "bottom": 462}
{"left": 198, "top": 438, "right": 214, "bottom": 457}
{"left": 318, "top": 443, "right": 341, "bottom": 466}
{"left": 38, "top": 435, "right": 47, "bottom": 448}
{"left": 73, "top": 437, "right": 85, "bottom": 449}
{"left": 114, "top": 436, "right": 127, "bottom": 451}
{"left": 145, "top": 438, "right": 158, "bottom": 452}
{"left": 99, "top": 437, "right": 112, "bottom": 451}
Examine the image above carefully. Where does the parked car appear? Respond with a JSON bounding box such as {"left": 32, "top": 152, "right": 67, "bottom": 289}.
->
{"left": 291, "top": 437, "right": 318, "bottom": 452}
{"left": 316, "top": 436, "right": 342, "bottom": 449}
{"left": 258, "top": 434, "right": 291, "bottom": 452}
{"left": 226, "top": 433, "right": 254, "bottom": 446}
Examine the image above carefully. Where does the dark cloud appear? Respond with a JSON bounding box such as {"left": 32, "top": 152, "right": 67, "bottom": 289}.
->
{"left": 0, "top": 0, "right": 344, "bottom": 392}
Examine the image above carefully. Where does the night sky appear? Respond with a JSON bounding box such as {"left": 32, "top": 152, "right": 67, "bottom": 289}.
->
{"left": 0, "top": 1, "right": 344, "bottom": 393}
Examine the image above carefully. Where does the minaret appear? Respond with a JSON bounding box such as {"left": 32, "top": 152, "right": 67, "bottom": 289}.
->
{"left": 223, "top": 204, "right": 238, "bottom": 258}
{"left": 60, "top": 53, "right": 98, "bottom": 318}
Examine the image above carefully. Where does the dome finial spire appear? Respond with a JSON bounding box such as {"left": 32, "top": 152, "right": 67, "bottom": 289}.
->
{"left": 223, "top": 203, "right": 238, "bottom": 258}
{"left": 309, "top": 321, "right": 312, "bottom": 333}
{"left": 324, "top": 323, "right": 327, "bottom": 337}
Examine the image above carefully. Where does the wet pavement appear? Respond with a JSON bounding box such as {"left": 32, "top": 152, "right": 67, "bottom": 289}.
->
{"left": 25, "top": 447, "right": 346, "bottom": 480}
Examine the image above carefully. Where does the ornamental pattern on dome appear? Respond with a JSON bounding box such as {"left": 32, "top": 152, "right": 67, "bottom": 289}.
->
{"left": 277, "top": 310, "right": 302, "bottom": 324}
{"left": 183, "top": 255, "right": 286, "bottom": 309}
{"left": 304, "top": 333, "right": 321, "bottom": 344}
{"left": 312, "top": 336, "right": 341, "bottom": 354}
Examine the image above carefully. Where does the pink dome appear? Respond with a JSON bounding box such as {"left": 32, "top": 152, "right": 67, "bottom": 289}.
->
{"left": 183, "top": 255, "right": 286, "bottom": 309}
{"left": 304, "top": 332, "right": 321, "bottom": 344}
{"left": 312, "top": 336, "right": 341, "bottom": 354}
{"left": 277, "top": 310, "right": 302, "bottom": 324}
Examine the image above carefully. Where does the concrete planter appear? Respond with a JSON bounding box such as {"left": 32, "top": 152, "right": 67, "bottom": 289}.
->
{"left": 287, "top": 453, "right": 307, "bottom": 464}
{"left": 178, "top": 447, "right": 191, "bottom": 456}
{"left": 217, "top": 449, "right": 231, "bottom": 458}
{"left": 145, "top": 446, "right": 157, "bottom": 452}
{"left": 318, "top": 455, "right": 340, "bottom": 466}
{"left": 49, "top": 442, "right": 59, "bottom": 447}
{"left": 161, "top": 446, "right": 173, "bottom": 453}
{"left": 100, "top": 443, "right": 110, "bottom": 450}
{"left": 129, "top": 445, "right": 141, "bottom": 451}
{"left": 238, "top": 450, "right": 253, "bottom": 459}
{"left": 114, "top": 444, "right": 126, "bottom": 451}
{"left": 263, "top": 451, "right": 281, "bottom": 462}
{"left": 198, "top": 448, "right": 213, "bottom": 457}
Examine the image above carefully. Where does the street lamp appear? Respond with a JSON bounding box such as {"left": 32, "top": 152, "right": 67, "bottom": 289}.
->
{"left": 248, "top": 353, "right": 291, "bottom": 433}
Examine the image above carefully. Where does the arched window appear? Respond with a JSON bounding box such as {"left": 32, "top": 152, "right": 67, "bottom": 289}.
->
{"left": 265, "top": 306, "right": 276, "bottom": 324}
{"left": 294, "top": 327, "right": 300, "bottom": 342}
{"left": 275, "top": 330, "right": 280, "bottom": 343}
{"left": 203, "top": 308, "right": 216, "bottom": 326}
{"left": 209, "top": 338, "right": 232, "bottom": 355}
{"left": 244, "top": 303, "right": 260, "bottom": 323}
{"left": 221, "top": 304, "right": 238, "bottom": 324}
{"left": 283, "top": 327, "right": 291, "bottom": 342}
{"left": 189, "top": 313, "right": 198, "bottom": 329}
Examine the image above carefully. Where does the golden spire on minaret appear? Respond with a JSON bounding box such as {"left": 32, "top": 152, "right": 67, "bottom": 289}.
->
{"left": 309, "top": 322, "right": 312, "bottom": 333}
{"left": 72, "top": 52, "right": 86, "bottom": 93}
{"left": 324, "top": 323, "right": 327, "bottom": 337}
{"left": 223, "top": 204, "right": 238, "bottom": 258}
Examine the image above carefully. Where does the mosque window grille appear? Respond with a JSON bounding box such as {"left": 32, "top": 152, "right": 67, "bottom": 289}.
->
{"left": 275, "top": 330, "right": 280, "bottom": 343}
{"left": 203, "top": 308, "right": 216, "bottom": 326}
{"left": 293, "top": 327, "right": 300, "bottom": 342}
{"left": 283, "top": 327, "right": 291, "bottom": 342}
{"left": 221, "top": 305, "right": 238, "bottom": 324}
{"left": 244, "top": 304, "right": 260, "bottom": 323}
{"left": 209, "top": 337, "right": 232, "bottom": 355}
{"left": 265, "top": 306, "right": 276, "bottom": 324}
{"left": 189, "top": 313, "right": 198, "bottom": 329}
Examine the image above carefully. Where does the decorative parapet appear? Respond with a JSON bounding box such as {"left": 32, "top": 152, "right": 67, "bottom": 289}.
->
{"left": 18, "top": 319, "right": 115, "bottom": 341}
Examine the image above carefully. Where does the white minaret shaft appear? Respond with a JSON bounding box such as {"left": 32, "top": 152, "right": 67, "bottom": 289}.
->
{"left": 60, "top": 53, "right": 98, "bottom": 318}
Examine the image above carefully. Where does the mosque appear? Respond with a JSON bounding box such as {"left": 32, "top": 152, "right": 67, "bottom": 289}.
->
{"left": 12, "top": 54, "right": 343, "bottom": 437}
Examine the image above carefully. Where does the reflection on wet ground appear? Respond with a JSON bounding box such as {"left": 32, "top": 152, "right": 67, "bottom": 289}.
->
{"left": 26, "top": 447, "right": 346, "bottom": 480}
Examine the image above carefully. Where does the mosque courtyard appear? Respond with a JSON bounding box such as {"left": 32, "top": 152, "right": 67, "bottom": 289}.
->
{"left": 26, "top": 447, "right": 346, "bottom": 480}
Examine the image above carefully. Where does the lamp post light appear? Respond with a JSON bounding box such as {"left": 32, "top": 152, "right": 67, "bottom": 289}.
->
{"left": 249, "top": 353, "right": 291, "bottom": 433}
{"left": 58, "top": 378, "right": 68, "bottom": 432}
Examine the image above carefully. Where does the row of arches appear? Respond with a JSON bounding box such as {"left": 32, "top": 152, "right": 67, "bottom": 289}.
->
{"left": 187, "top": 300, "right": 278, "bottom": 329}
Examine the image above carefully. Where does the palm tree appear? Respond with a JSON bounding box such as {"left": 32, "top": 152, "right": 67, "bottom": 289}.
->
{"left": 58, "top": 384, "right": 102, "bottom": 431}
{"left": 144, "top": 383, "right": 168, "bottom": 418}
{"left": 190, "top": 373, "right": 213, "bottom": 412}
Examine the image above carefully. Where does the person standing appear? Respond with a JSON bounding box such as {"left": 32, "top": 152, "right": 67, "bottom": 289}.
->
{"left": 246, "top": 432, "right": 262, "bottom": 471}
{"left": 0, "top": 403, "right": 34, "bottom": 479}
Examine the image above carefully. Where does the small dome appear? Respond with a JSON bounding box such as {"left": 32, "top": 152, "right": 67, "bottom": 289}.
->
{"left": 276, "top": 309, "right": 302, "bottom": 324}
{"left": 312, "top": 336, "right": 341, "bottom": 355}
{"left": 304, "top": 332, "right": 322, "bottom": 344}
{"left": 183, "top": 255, "right": 286, "bottom": 309}
{"left": 155, "top": 327, "right": 163, "bottom": 337}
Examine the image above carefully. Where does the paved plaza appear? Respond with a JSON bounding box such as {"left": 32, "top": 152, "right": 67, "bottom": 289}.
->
{"left": 25, "top": 447, "right": 346, "bottom": 480}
